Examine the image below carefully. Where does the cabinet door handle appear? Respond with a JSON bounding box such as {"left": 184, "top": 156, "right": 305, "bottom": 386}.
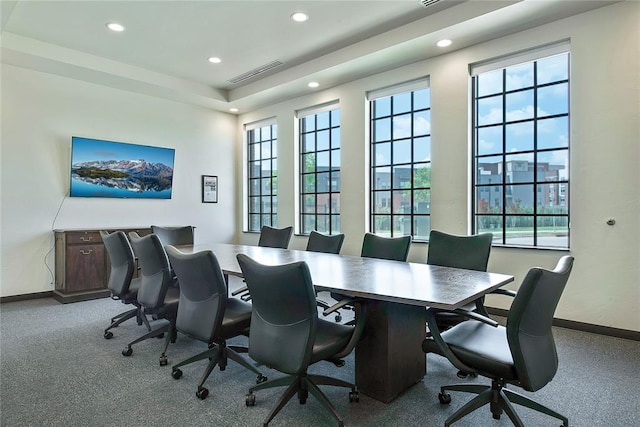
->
{"left": 80, "top": 237, "right": 93, "bottom": 242}
{"left": 80, "top": 250, "right": 93, "bottom": 255}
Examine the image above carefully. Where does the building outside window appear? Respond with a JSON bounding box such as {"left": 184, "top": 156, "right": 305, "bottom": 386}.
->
{"left": 246, "top": 121, "right": 278, "bottom": 231}
{"left": 298, "top": 103, "right": 341, "bottom": 234}
{"left": 472, "top": 44, "right": 570, "bottom": 248}
{"left": 369, "top": 78, "right": 431, "bottom": 240}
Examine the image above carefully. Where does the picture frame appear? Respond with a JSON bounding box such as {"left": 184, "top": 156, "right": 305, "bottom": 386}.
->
{"left": 202, "top": 175, "right": 218, "bottom": 203}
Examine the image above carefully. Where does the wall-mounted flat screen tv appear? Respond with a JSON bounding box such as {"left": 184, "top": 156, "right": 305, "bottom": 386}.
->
{"left": 70, "top": 136, "right": 175, "bottom": 199}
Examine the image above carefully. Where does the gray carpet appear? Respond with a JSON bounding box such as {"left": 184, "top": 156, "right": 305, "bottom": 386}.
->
{"left": 1, "top": 284, "right": 639, "bottom": 426}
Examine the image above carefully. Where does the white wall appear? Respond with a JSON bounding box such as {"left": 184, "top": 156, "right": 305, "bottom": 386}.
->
{"left": 236, "top": 2, "right": 640, "bottom": 332}
{"left": 0, "top": 64, "right": 237, "bottom": 297}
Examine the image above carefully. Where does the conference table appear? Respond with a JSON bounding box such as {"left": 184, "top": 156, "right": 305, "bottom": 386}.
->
{"left": 180, "top": 242, "right": 514, "bottom": 403}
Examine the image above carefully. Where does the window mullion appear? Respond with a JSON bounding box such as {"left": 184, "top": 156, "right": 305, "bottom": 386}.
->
{"left": 533, "top": 61, "right": 539, "bottom": 247}
{"left": 501, "top": 69, "right": 507, "bottom": 245}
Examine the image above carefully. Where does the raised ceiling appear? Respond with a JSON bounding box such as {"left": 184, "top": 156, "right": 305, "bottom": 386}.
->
{"left": 1, "top": 0, "right": 615, "bottom": 113}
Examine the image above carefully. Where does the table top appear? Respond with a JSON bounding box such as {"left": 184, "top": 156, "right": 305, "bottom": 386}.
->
{"left": 180, "top": 242, "right": 514, "bottom": 310}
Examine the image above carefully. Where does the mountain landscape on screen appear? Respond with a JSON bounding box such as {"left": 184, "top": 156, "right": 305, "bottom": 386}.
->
{"left": 72, "top": 160, "right": 173, "bottom": 192}
{"left": 70, "top": 137, "right": 175, "bottom": 199}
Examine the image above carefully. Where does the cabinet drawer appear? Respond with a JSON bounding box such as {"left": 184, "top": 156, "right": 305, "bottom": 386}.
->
{"left": 66, "top": 231, "right": 102, "bottom": 245}
{"left": 65, "top": 244, "right": 106, "bottom": 292}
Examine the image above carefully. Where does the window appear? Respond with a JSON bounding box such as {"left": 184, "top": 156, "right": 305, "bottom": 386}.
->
{"left": 472, "top": 45, "right": 570, "bottom": 248}
{"left": 369, "top": 78, "right": 431, "bottom": 240}
{"left": 298, "top": 104, "right": 341, "bottom": 234}
{"left": 247, "top": 121, "right": 278, "bottom": 231}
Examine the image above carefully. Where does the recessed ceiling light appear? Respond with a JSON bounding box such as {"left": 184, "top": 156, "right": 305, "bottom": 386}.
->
{"left": 106, "top": 22, "right": 125, "bottom": 32}
{"left": 208, "top": 57, "right": 222, "bottom": 64}
{"left": 308, "top": 81, "right": 319, "bottom": 88}
{"left": 229, "top": 108, "right": 239, "bottom": 113}
{"left": 437, "top": 39, "right": 452, "bottom": 47}
{"left": 291, "top": 12, "right": 309, "bottom": 22}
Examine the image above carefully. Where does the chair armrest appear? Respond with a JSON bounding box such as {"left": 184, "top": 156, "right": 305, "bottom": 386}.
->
{"left": 425, "top": 307, "right": 498, "bottom": 374}
{"left": 490, "top": 288, "right": 517, "bottom": 298}
{"left": 472, "top": 288, "right": 517, "bottom": 316}
{"left": 332, "top": 301, "right": 367, "bottom": 360}
{"left": 230, "top": 280, "right": 252, "bottom": 301}
{"left": 323, "top": 298, "right": 356, "bottom": 317}
{"left": 316, "top": 299, "right": 331, "bottom": 311}
{"left": 450, "top": 308, "right": 499, "bottom": 327}
{"left": 170, "top": 275, "right": 179, "bottom": 289}
{"left": 231, "top": 285, "right": 249, "bottom": 297}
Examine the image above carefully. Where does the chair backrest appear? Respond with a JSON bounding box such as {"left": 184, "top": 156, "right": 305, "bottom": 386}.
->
{"left": 128, "top": 232, "right": 174, "bottom": 309}
{"left": 151, "top": 225, "right": 195, "bottom": 247}
{"left": 426, "top": 230, "right": 492, "bottom": 271}
{"left": 305, "top": 231, "right": 345, "bottom": 254}
{"left": 237, "top": 254, "right": 316, "bottom": 375}
{"left": 165, "top": 246, "right": 225, "bottom": 343}
{"left": 100, "top": 230, "right": 135, "bottom": 296}
{"left": 258, "top": 225, "right": 293, "bottom": 249}
{"left": 507, "top": 255, "right": 574, "bottom": 392}
{"left": 361, "top": 233, "right": 411, "bottom": 261}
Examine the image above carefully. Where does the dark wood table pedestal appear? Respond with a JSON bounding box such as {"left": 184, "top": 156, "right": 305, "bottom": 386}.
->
{"left": 356, "top": 300, "right": 426, "bottom": 403}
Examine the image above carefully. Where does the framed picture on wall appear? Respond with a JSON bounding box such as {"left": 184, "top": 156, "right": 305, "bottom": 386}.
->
{"left": 202, "top": 175, "right": 218, "bottom": 203}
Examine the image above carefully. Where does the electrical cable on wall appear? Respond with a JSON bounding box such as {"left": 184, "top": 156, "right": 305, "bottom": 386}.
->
{"left": 44, "top": 193, "right": 68, "bottom": 285}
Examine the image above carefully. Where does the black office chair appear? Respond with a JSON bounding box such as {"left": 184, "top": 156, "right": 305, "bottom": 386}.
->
{"left": 307, "top": 230, "right": 343, "bottom": 309}
{"left": 162, "top": 246, "right": 266, "bottom": 400}
{"left": 426, "top": 230, "right": 493, "bottom": 331}
{"left": 122, "top": 232, "right": 179, "bottom": 362}
{"left": 360, "top": 232, "right": 411, "bottom": 261}
{"left": 306, "top": 231, "right": 346, "bottom": 315}
{"left": 100, "top": 230, "right": 150, "bottom": 339}
{"left": 306, "top": 230, "right": 345, "bottom": 254}
{"left": 232, "top": 225, "right": 295, "bottom": 301}
{"left": 329, "top": 233, "right": 411, "bottom": 322}
{"left": 237, "top": 254, "right": 366, "bottom": 427}
{"left": 258, "top": 225, "right": 293, "bottom": 248}
{"left": 422, "top": 256, "right": 574, "bottom": 427}
{"left": 150, "top": 225, "right": 195, "bottom": 247}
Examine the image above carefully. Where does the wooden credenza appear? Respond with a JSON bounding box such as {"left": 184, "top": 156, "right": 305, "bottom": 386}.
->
{"left": 53, "top": 228, "right": 151, "bottom": 303}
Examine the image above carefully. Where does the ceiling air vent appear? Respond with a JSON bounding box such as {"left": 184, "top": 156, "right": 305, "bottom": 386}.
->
{"left": 419, "top": 0, "right": 440, "bottom": 7}
{"left": 227, "top": 60, "right": 284, "bottom": 84}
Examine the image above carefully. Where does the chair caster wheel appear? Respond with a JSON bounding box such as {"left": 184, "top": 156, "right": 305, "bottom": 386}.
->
{"left": 122, "top": 347, "right": 133, "bottom": 357}
{"left": 196, "top": 387, "right": 209, "bottom": 400}
{"left": 349, "top": 390, "right": 359, "bottom": 403}
{"left": 104, "top": 331, "right": 113, "bottom": 340}
{"left": 335, "top": 314, "right": 342, "bottom": 323}
{"left": 438, "top": 392, "right": 452, "bottom": 405}
{"left": 246, "top": 393, "right": 256, "bottom": 406}
{"left": 172, "top": 369, "right": 182, "bottom": 379}
{"left": 298, "top": 389, "right": 308, "bottom": 404}
{"left": 456, "top": 370, "right": 469, "bottom": 378}
{"left": 256, "top": 374, "right": 268, "bottom": 384}
{"left": 159, "top": 355, "right": 168, "bottom": 366}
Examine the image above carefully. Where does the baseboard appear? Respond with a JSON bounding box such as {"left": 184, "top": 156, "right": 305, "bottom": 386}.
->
{"left": 486, "top": 307, "right": 640, "bottom": 341}
{"left": 0, "top": 291, "right": 53, "bottom": 303}
{"left": 52, "top": 289, "right": 111, "bottom": 304}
